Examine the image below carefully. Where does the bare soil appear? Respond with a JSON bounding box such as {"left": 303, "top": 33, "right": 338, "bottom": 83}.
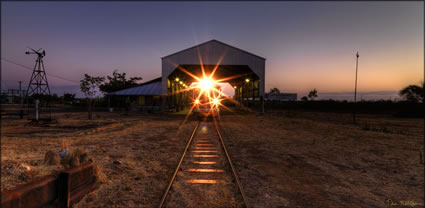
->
{"left": 1, "top": 110, "right": 423, "bottom": 207}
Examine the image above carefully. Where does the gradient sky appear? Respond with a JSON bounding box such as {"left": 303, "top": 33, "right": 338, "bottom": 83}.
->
{"left": 1, "top": 2, "right": 423, "bottom": 99}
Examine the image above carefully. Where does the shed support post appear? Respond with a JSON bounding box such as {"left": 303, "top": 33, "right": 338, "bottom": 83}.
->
{"left": 240, "top": 87, "right": 243, "bottom": 108}
{"left": 161, "top": 95, "right": 167, "bottom": 113}
{"left": 251, "top": 82, "right": 254, "bottom": 107}
{"left": 171, "top": 82, "right": 174, "bottom": 109}
{"left": 261, "top": 95, "right": 264, "bottom": 115}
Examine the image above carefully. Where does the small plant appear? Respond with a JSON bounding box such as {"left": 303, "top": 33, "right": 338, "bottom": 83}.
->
{"left": 60, "top": 147, "right": 91, "bottom": 168}
{"left": 59, "top": 139, "right": 69, "bottom": 160}
{"left": 43, "top": 150, "right": 60, "bottom": 166}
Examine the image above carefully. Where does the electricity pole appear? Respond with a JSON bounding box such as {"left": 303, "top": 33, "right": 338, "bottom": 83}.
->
{"left": 353, "top": 51, "right": 359, "bottom": 124}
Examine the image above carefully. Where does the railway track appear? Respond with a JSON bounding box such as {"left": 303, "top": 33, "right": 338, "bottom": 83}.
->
{"left": 159, "top": 120, "right": 250, "bottom": 208}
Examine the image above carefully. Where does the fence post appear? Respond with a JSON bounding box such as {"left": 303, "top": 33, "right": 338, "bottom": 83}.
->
{"left": 58, "top": 171, "right": 71, "bottom": 208}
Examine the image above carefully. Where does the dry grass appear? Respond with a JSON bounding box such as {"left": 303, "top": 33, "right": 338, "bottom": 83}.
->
{"left": 1, "top": 110, "right": 423, "bottom": 207}
{"left": 1, "top": 112, "right": 197, "bottom": 207}
{"left": 220, "top": 111, "right": 424, "bottom": 208}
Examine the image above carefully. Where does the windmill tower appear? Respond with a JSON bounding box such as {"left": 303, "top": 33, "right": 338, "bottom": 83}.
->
{"left": 24, "top": 48, "right": 52, "bottom": 121}
{"left": 25, "top": 47, "right": 51, "bottom": 98}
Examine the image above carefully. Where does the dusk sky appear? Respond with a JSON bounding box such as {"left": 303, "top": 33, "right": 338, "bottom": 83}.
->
{"left": 1, "top": 2, "right": 423, "bottom": 100}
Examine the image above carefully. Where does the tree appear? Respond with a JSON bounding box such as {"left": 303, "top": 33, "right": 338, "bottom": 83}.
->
{"left": 399, "top": 82, "right": 424, "bottom": 103}
{"left": 301, "top": 96, "right": 308, "bottom": 101}
{"left": 308, "top": 89, "right": 318, "bottom": 100}
{"left": 80, "top": 74, "right": 105, "bottom": 119}
{"left": 269, "top": 88, "right": 280, "bottom": 94}
{"left": 63, "top": 93, "right": 76, "bottom": 102}
{"left": 99, "top": 70, "right": 142, "bottom": 94}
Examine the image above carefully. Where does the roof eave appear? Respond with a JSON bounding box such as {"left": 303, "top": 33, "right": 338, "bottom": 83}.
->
{"left": 161, "top": 39, "right": 266, "bottom": 61}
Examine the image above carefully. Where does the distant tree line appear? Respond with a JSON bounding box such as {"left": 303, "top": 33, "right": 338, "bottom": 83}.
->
{"left": 266, "top": 82, "right": 424, "bottom": 117}
{"left": 270, "top": 81, "right": 424, "bottom": 103}
{"left": 23, "top": 93, "right": 76, "bottom": 105}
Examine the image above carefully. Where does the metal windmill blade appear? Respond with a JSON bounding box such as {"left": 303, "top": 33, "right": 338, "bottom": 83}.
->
{"left": 27, "top": 47, "right": 42, "bottom": 53}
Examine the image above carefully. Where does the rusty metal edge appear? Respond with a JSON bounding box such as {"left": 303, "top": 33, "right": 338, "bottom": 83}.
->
{"left": 213, "top": 117, "right": 251, "bottom": 208}
{"left": 70, "top": 180, "right": 99, "bottom": 205}
{"left": 68, "top": 163, "right": 94, "bottom": 191}
{"left": 158, "top": 121, "right": 200, "bottom": 208}
{"left": 1, "top": 174, "right": 58, "bottom": 207}
{"left": 1, "top": 161, "right": 96, "bottom": 208}
{"left": 61, "top": 161, "right": 93, "bottom": 174}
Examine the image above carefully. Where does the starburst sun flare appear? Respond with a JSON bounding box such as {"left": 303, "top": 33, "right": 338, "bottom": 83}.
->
{"left": 168, "top": 52, "right": 251, "bottom": 133}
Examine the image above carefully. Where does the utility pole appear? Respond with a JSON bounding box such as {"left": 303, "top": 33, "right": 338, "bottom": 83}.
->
{"left": 353, "top": 51, "right": 359, "bottom": 124}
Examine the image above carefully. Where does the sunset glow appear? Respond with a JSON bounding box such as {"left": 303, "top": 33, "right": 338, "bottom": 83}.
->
{"left": 1, "top": 2, "right": 422, "bottom": 100}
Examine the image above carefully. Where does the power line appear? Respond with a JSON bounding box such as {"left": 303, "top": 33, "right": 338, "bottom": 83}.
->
{"left": 1, "top": 57, "right": 80, "bottom": 84}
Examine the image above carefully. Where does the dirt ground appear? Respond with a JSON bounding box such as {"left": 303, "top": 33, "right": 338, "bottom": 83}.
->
{"left": 1, "top": 110, "right": 424, "bottom": 207}
{"left": 1, "top": 112, "right": 197, "bottom": 207}
{"left": 220, "top": 111, "right": 424, "bottom": 208}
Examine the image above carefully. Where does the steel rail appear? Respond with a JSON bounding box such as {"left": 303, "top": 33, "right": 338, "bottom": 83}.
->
{"left": 214, "top": 118, "right": 251, "bottom": 208}
{"left": 158, "top": 121, "right": 200, "bottom": 208}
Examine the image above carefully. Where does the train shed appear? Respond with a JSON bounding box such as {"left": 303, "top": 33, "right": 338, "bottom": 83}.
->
{"left": 111, "top": 77, "right": 163, "bottom": 112}
{"left": 161, "top": 40, "right": 266, "bottom": 113}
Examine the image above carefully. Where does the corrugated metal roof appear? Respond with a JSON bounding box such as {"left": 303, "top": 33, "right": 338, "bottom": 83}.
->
{"left": 112, "top": 79, "right": 162, "bottom": 96}
{"left": 161, "top": 39, "right": 266, "bottom": 60}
